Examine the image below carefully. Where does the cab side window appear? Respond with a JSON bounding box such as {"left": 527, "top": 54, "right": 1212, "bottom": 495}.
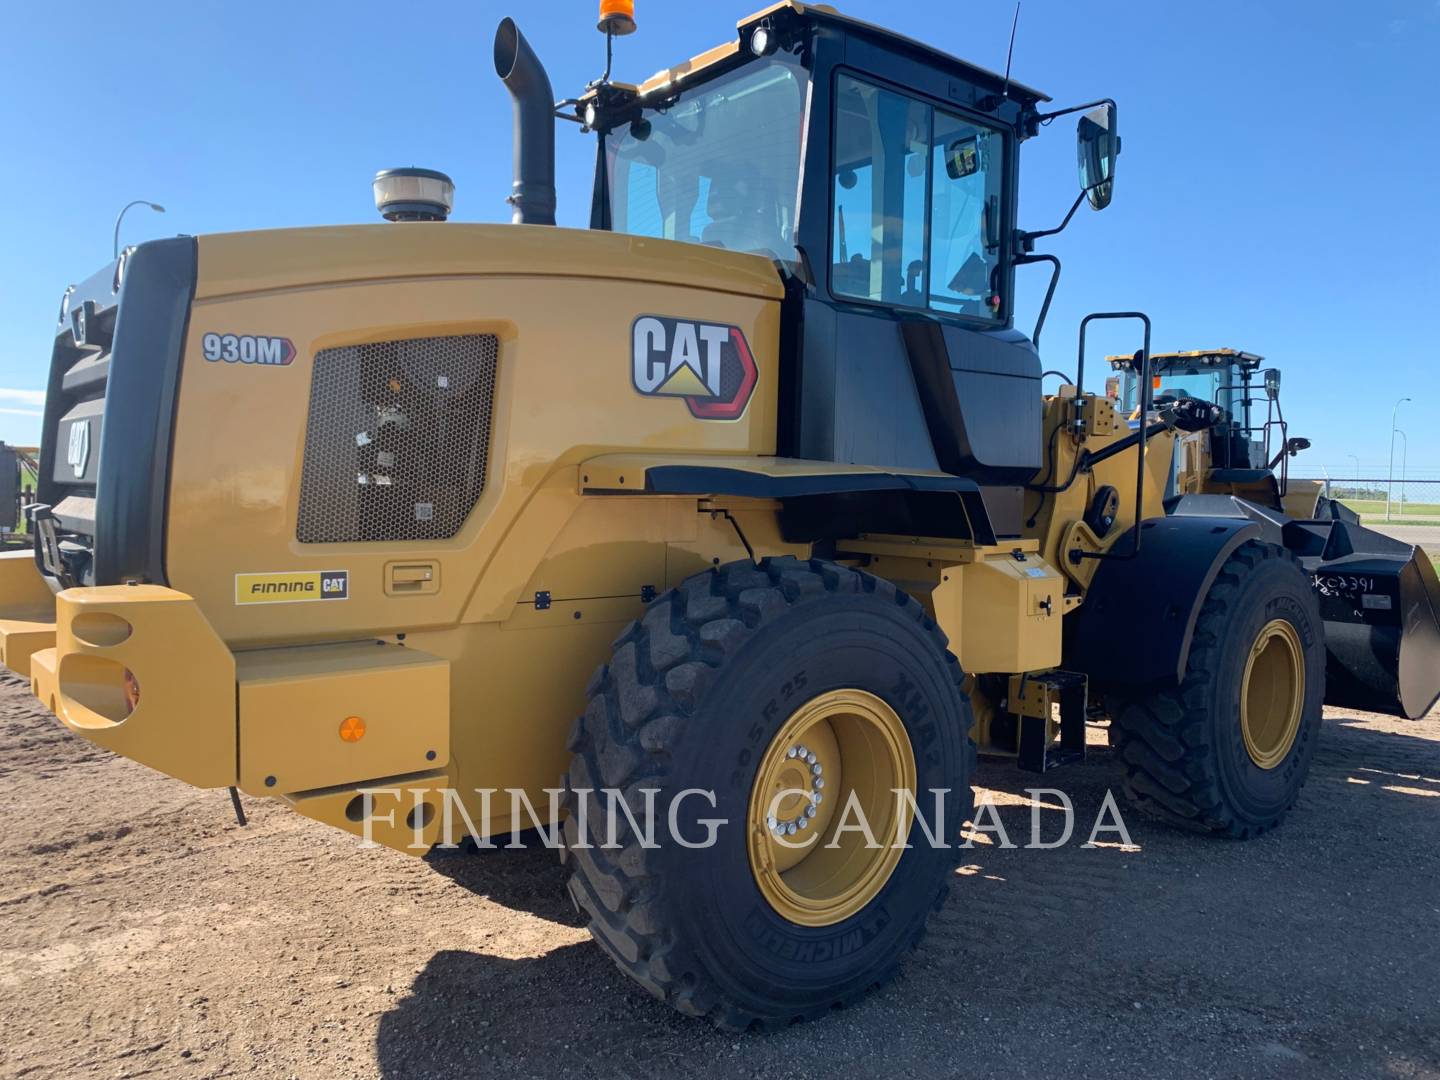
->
{"left": 830, "top": 74, "right": 1004, "bottom": 320}
{"left": 831, "top": 75, "right": 929, "bottom": 308}
{"left": 929, "top": 112, "right": 1003, "bottom": 317}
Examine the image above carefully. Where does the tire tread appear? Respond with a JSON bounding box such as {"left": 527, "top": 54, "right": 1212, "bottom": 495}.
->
{"left": 1111, "top": 541, "right": 1322, "bottom": 839}
{"left": 562, "top": 556, "right": 972, "bottom": 1029}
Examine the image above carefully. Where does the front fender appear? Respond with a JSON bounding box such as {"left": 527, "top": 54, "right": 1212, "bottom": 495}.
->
{"left": 1065, "top": 515, "right": 1261, "bottom": 687}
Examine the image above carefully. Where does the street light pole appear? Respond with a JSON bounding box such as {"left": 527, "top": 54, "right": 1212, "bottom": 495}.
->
{"left": 1396, "top": 430, "right": 1407, "bottom": 513}
{"left": 1387, "top": 396, "right": 1411, "bottom": 522}
{"left": 113, "top": 200, "right": 166, "bottom": 259}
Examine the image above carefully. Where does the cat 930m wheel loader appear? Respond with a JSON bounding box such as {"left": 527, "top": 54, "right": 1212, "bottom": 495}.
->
{"left": 6, "top": 1, "right": 1438, "bottom": 1030}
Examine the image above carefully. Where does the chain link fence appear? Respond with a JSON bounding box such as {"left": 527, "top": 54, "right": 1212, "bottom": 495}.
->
{"left": 1298, "top": 477, "right": 1440, "bottom": 526}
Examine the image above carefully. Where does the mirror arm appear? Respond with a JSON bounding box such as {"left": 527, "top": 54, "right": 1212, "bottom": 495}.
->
{"left": 1033, "top": 97, "right": 1117, "bottom": 126}
{"left": 1018, "top": 190, "right": 1086, "bottom": 246}
{"left": 1015, "top": 252, "right": 1061, "bottom": 348}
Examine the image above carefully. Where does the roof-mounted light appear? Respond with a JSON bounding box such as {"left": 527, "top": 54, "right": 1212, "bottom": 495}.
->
{"left": 750, "top": 24, "right": 777, "bottom": 56}
{"left": 598, "top": 0, "right": 636, "bottom": 36}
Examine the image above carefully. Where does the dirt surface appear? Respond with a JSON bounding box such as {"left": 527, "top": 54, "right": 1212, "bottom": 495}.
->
{"left": 2, "top": 671, "right": 1438, "bottom": 1080}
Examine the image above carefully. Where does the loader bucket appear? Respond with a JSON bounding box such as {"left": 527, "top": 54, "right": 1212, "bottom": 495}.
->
{"left": 1290, "top": 519, "right": 1440, "bottom": 719}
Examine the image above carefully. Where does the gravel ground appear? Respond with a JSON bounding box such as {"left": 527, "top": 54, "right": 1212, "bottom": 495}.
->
{"left": 1, "top": 670, "right": 1437, "bottom": 1080}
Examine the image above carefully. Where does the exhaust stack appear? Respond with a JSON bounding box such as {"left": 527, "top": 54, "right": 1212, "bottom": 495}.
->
{"left": 493, "top": 18, "right": 557, "bottom": 226}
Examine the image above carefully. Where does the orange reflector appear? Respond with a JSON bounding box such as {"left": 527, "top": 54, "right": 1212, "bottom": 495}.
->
{"left": 339, "top": 716, "right": 366, "bottom": 743}
{"left": 598, "top": 0, "right": 637, "bottom": 35}
{"left": 1152, "top": 375, "right": 1162, "bottom": 389}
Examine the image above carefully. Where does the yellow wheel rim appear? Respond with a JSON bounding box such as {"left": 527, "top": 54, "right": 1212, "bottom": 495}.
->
{"left": 747, "top": 689, "right": 917, "bottom": 927}
{"left": 1240, "top": 618, "right": 1305, "bottom": 770}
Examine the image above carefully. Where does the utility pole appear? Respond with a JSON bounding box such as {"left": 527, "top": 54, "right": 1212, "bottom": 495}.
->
{"left": 1387, "top": 397, "right": 1411, "bottom": 522}
{"left": 1347, "top": 453, "right": 1360, "bottom": 499}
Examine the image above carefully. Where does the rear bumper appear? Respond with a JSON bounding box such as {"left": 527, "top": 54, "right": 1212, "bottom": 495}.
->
{"left": 31, "top": 584, "right": 237, "bottom": 788}
{"left": 4, "top": 572, "right": 453, "bottom": 852}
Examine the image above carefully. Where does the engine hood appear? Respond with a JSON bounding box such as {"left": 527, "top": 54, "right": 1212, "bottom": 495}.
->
{"left": 194, "top": 224, "right": 784, "bottom": 303}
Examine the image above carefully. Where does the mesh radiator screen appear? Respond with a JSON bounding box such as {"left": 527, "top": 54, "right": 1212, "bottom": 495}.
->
{"left": 297, "top": 334, "right": 498, "bottom": 543}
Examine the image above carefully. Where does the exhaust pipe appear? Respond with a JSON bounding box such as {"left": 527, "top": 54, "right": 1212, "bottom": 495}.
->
{"left": 493, "top": 18, "right": 557, "bottom": 226}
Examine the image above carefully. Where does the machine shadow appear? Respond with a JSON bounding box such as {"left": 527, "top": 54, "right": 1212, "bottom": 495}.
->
{"left": 1325, "top": 713, "right": 1440, "bottom": 764}
{"left": 424, "top": 835, "right": 584, "bottom": 928}
{"left": 375, "top": 946, "right": 704, "bottom": 1079}
{"left": 381, "top": 713, "right": 1436, "bottom": 1077}
{"left": 1314, "top": 714, "right": 1440, "bottom": 794}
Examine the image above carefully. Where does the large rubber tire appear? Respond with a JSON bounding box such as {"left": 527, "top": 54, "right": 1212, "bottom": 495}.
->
{"left": 1111, "top": 541, "right": 1325, "bottom": 838}
{"left": 561, "top": 557, "right": 974, "bottom": 1030}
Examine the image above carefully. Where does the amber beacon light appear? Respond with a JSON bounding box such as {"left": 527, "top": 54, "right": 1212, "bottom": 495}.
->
{"left": 598, "top": 0, "right": 636, "bottom": 35}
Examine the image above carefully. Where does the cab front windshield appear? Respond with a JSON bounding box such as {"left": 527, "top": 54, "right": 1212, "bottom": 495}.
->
{"left": 603, "top": 56, "right": 808, "bottom": 261}
{"left": 1122, "top": 366, "right": 1239, "bottom": 416}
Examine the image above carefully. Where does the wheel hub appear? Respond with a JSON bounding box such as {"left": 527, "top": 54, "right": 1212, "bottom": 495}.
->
{"left": 1240, "top": 618, "right": 1305, "bottom": 770}
{"left": 747, "top": 689, "right": 916, "bottom": 927}
{"left": 764, "top": 743, "right": 825, "bottom": 836}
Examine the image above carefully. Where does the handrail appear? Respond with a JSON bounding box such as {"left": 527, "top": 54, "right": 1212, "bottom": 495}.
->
{"left": 1072, "top": 311, "right": 1152, "bottom": 563}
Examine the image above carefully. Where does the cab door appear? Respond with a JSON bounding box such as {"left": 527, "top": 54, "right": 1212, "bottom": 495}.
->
{"left": 794, "top": 74, "right": 936, "bottom": 469}
{"left": 792, "top": 71, "right": 1039, "bottom": 490}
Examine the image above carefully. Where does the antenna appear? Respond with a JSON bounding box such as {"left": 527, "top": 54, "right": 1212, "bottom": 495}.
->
{"left": 1001, "top": 2, "right": 1020, "bottom": 100}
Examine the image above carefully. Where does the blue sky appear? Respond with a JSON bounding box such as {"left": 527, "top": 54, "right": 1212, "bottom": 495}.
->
{"left": 2, "top": 1, "right": 1436, "bottom": 481}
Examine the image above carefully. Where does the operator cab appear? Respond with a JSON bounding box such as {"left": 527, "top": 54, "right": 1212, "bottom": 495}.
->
{"left": 569, "top": 3, "right": 1118, "bottom": 537}
{"left": 1108, "top": 348, "right": 1303, "bottom": 472}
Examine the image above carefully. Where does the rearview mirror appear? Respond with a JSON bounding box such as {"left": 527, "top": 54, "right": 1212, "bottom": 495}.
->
{"left": 945, "top": 136, "right": 980, "bottom": 180}
{"left": 1077, "top": 103, "right": 1118, "bottom": 210}
{"left": 1264, "top": 368, "right": 1282, "bottom": 400}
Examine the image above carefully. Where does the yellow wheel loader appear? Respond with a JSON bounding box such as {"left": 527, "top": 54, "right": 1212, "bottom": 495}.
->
{"left": 1106, "top": 347, "right": 1324, "bottom": 518}
{"left": 1102, "top": 346, "right": 1437, "bottom": 717}
{"left": 6, "top": 1, "right": 1439, "bottom": 1030}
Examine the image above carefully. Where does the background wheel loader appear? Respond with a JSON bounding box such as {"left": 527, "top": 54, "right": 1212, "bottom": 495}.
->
{"left": 4, "top": 0, "right": 1438, "bottom": 1031}
{"left": 1101, "top": 345, "right": 1439, "bottom": 720}
{"left": 1106, "top": 347, "right": 1325, "bottom": 518}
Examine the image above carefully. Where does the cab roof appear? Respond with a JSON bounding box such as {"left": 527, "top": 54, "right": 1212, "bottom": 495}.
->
{"left": 1107, "top": 348, "right": 1265, "bottom": 372}
{"left": 636, "top": 2, "right": 1050, "bottom": 105}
